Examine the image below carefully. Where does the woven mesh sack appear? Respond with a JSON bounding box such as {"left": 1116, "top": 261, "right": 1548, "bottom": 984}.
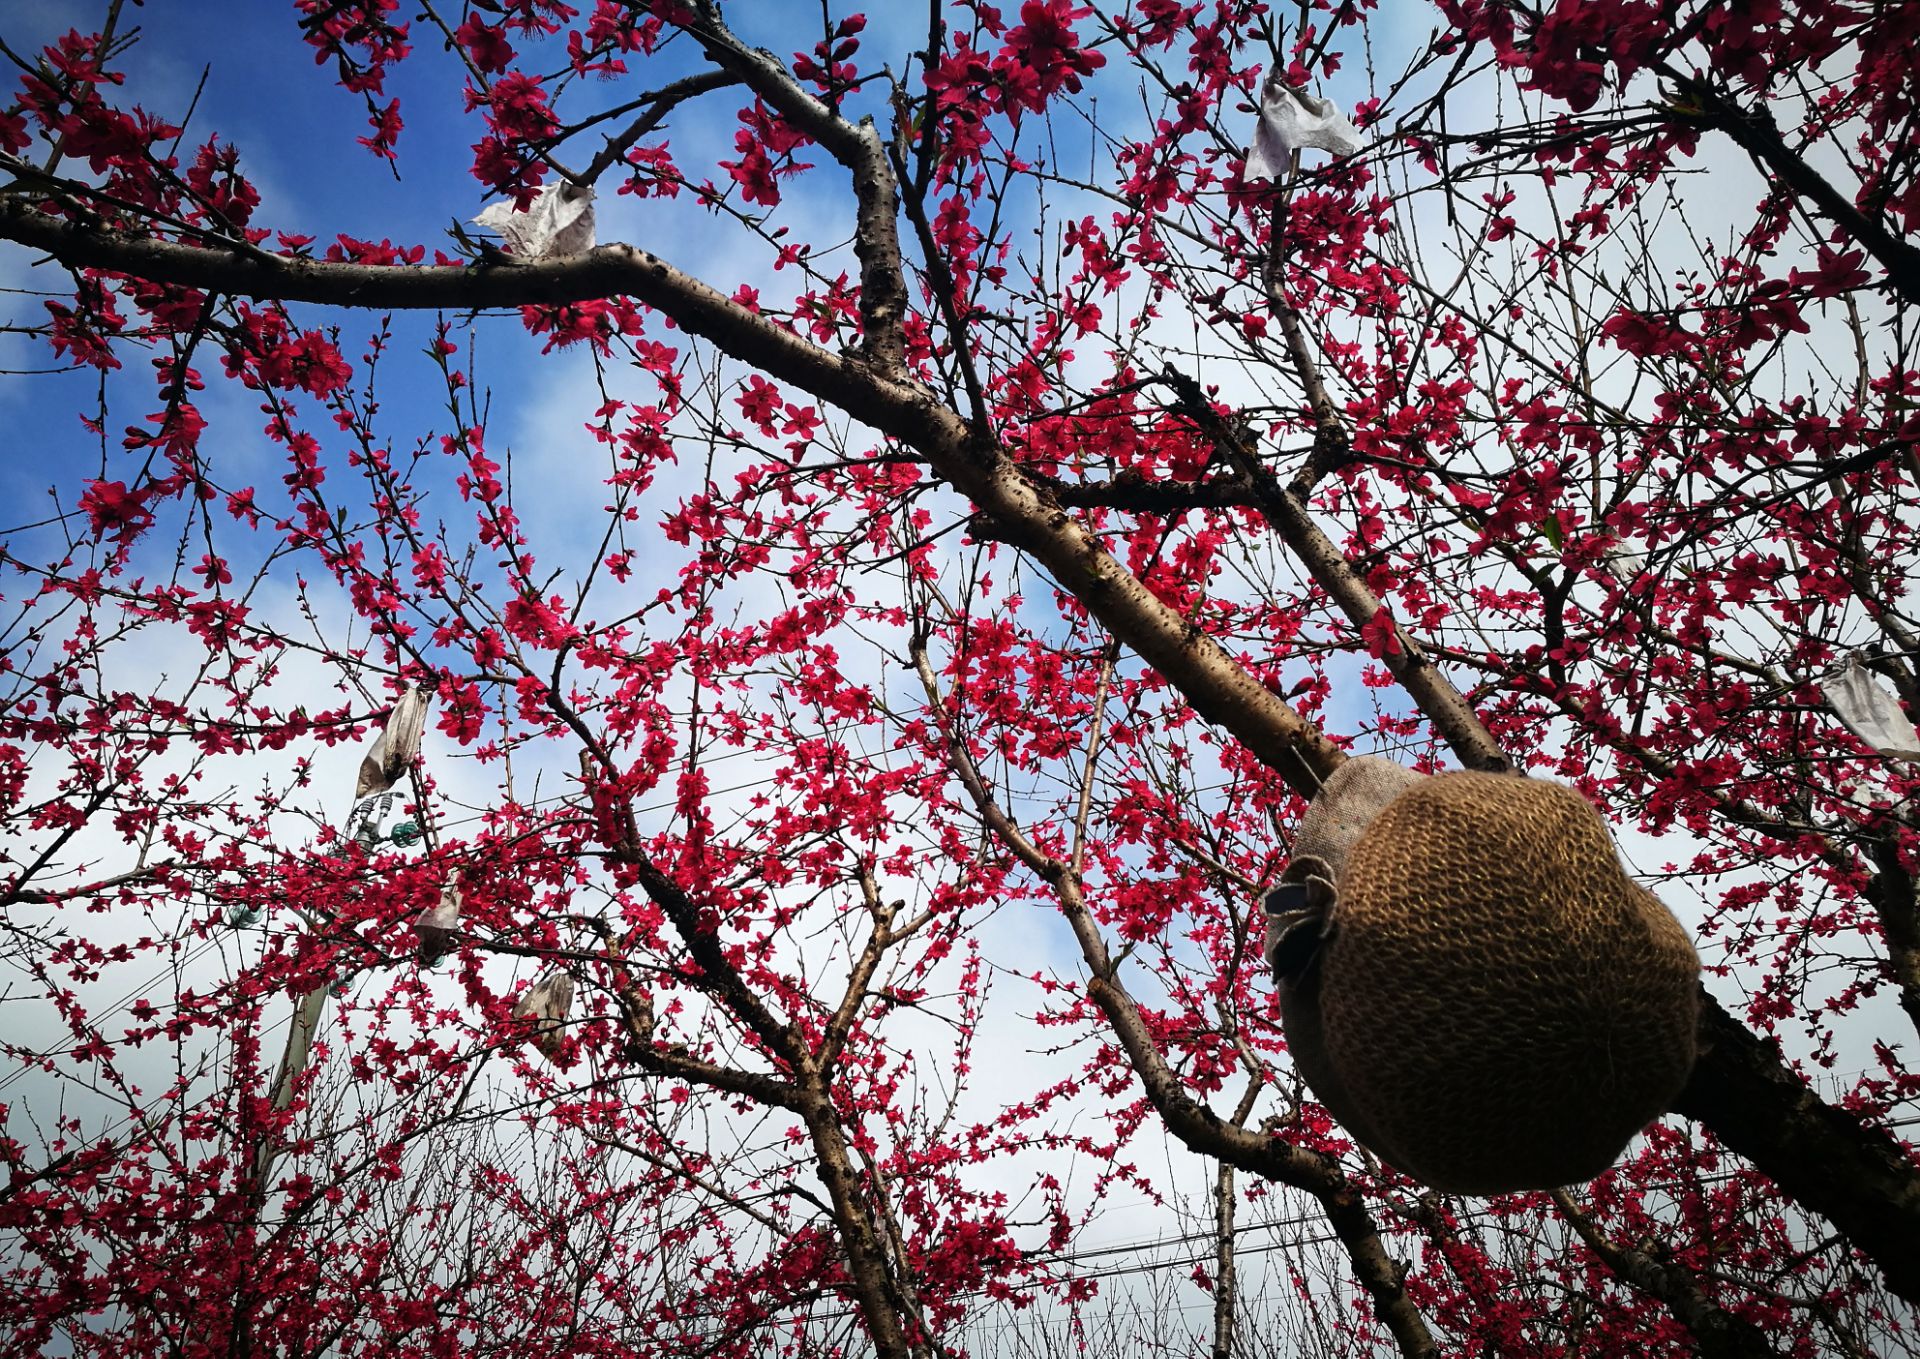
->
{"left": 1266, "top": 760, "right": 1700, "bottom": 1194}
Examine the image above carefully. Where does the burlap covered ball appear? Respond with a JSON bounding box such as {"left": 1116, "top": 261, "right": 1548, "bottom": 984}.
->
{"left": 1267, "top": 759, "right": 1700, "bottom": 1194}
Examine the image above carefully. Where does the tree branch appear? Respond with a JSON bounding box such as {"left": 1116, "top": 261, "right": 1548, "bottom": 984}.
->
{"left": 578, "top": 70, "right": 742, "bottom": 187}
{"left": 1671, "top": 989, "right": 1920, "bottom": 1304}
{"left": 911, "top": 633, "right": 1438, "bottom": 1359}
{"left": 1672, "top": 78, "right": 1920, "bottom": 310}
{"left": 0, "top": 197, "right": 1342, "bottom": 793}
{"left": 1040, "top": 468, "right": 1262, "bottom": 511}
{"left": 1160, "top": 368, "right": 1510, "bottom": 774}
{"left": 681, "top": 3, "right": 909, "bottom": 374}
{"left": 611, "top": 977, "right": 799, "bottom": 1108}
{"left": 1551, "top": 1188, "right": 1785, "bottom": 1359}
{"left": 4, "top": 858, "right": 177, "bottom": 905}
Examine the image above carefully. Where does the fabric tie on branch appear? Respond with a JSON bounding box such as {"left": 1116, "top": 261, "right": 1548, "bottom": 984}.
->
{"left": 1820, "top": 652, "right": 1920, "bottom": 761}
{"left": 1264, "top": 757, "right": 1700, "bottom": 1195}
{"left": 473, "top": 181, "right": 597, "bottom": 259}
{"left": 1245, "top": 69, "right": 1365, "bottom": 181}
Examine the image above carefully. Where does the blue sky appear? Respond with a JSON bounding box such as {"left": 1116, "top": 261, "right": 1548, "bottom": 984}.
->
{"left": 7, "top": 9, "right": 1917, "bottom": 1352}
{"left": 0, "top": 0, "right": 1436, "bottom": 1005}
{"left": 0, "top": 4, "right": 1407, "bottom": 1301}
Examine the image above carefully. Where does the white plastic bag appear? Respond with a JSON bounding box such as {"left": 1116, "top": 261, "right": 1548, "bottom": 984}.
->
{"left": 1821, "top": 653, "right": 1920, "bottom": 761}
{"left": 1246, "top": 69, "right": 1364, "bottom": 181}
{"left": 473, "top": 181, "right": 596, "bottom": 259}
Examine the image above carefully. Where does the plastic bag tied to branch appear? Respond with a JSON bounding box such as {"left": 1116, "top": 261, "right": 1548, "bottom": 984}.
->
{"left": 512, "top": 972, "right": 575, "bottom": 1061}
{"left": 472, "top": 181, "right": 596, "bottom": 259}
{"left": 415, "top": 878, "right": 462, "bottom": 966}
{"left": 355, "top": 686, "right": 430, "bottom": 798}
{"left": 338, "top": 685, "right": 430, "bottom": 851}
{"left": 1820, "top": 652, "right": 1920, "bottom": 762}
{"left": 1245, "top": 68, "right": 1364, "bottom": 181}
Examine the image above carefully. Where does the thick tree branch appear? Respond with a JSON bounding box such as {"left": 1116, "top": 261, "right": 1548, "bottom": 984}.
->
{"left": 621, "top": 851, "right": 801, "bottom": 1064}
{"left": 1551, "top": 1188, "right": 1785, "bottom": 1359}
{"left": 0, "top": 198, "right": 1341, "bottom": 793}
{"left": 616, "top": 987, "right": 801, "bottom": 1109}
{"left": 682, "top": 4, "right": 909, "bottom": 374}
{"left": 1672, "top": 77, "right": 1920, "bottom": 310}
{"left": 1865, "top": 833, "right": 1920, "bottom": 1042}
{"left": 794, "top": 1087, "right": 925, "bottom": 1359}
{"left": 1161, "top": 368, "right": 1511, "bottom": 774}
{"left": 1671, "top": 989, "right": 1920, "bottom": 1305}
{"left": 1040, "top": 467, "right": 1262, "bottom": 511}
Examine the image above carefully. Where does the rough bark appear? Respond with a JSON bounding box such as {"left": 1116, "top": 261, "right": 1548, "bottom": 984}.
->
{"left": 1671, "top": 988, "right": 1920, "bottom": 1304}
{"left": 1212, "top": 1157, "right": 1240, "bottom": 1359}
{"left": 1865, "top": 834, "right": 1920, "bottom": 1043}
{"left": 799, "top": 1088, "right": 925, "bottom": 1359}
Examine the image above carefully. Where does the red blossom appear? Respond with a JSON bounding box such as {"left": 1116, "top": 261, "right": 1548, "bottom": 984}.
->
{"left": 1360, "top": 606, "right": 1404, "bottom": 658}
{"left": 456, "top": 17, "right": 517, "bottom": 73}
{"left": 76, "top": 480, "right": 154, "bottom": 541}
{"left": 1789, "top": 245, "right": 1873, "bottom": 299}
{"left": 260, "top": 330, "right": 353, "bottom": 396}
{"left": 357, "top": 96, "right": 403, "bottom": 160}
{"left": 1600, "top": 309, "right": 1694, "bottom": 358}
{"left": 995, "top": 1, "right": 1106, "bottom": 117}
{"left": 1, "top": 6, "right": 1917, "bottom": 1354}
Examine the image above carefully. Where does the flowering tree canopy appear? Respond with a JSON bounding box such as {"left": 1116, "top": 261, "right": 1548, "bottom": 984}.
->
{"left": 1, "top": 1, "right": 1918, "bottom": 1355}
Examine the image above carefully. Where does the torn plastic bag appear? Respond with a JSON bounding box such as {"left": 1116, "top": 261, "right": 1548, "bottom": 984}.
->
{"left": 1245, "top": 68, "right": 1364, "bottom": 182}
{"left": 473, "top": 181, "right": 596, "bottom": 259}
